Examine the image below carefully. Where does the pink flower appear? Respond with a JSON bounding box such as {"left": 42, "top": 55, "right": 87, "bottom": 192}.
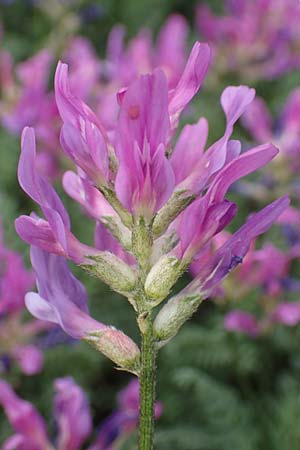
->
{"left": 15, "top": 127, "right": 100, "bottom": 264}
{"left": 89, "top": 379, "right": 162, "bottom": 450}
{"left": 224, "top": 310, "right": 260, "bottom": 337}
{"left": 0, "top": 220, "right": 46, "bottom": 375}
{"left": 0, "top": 377, "right": 91, "bottom": 450}
{"left": 55, "top": 61, "right": 109, "bottom": 185}
{"left": 271, "top": 302, "right": 300, "bottom": 326}
{"left": 0, "top": 379, "right": 49, "bottom": 450}
{"left": 62, "top": 36, "right": 101, "bottom": 100}
{"left": 243, "top": 89, "right": 300, "bottom": 172}
{"left": 196, "top": 0, "right": 300, "bottom": 81}
{"left": 0, "top": 377, "right": 162, "bottom": 450}
{"left": 54, "top": 377, "right": 93, "bottom": 450}
{"left": 115, "top": 69, "right": 174, "bottom": 216}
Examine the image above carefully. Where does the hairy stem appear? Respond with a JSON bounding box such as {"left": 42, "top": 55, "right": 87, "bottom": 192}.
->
{"left": 138, "top": 314, "right": 156, "bottom": 450}
{"left": 132, "top": 217, "right": 157, "bottom": 450}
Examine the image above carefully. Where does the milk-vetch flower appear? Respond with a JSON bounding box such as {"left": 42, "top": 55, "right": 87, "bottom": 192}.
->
{"left": 15, "top": 38, "right": 289, "bottom": 415}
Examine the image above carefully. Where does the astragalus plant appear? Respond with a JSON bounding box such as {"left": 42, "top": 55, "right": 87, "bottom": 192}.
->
{"left": 15, "top": 41, "right": 289, "bottom": 450}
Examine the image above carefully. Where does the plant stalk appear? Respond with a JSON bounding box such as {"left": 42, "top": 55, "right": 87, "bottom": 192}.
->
{"left": 138, "top": 314, "right": 156, "bottom": 450}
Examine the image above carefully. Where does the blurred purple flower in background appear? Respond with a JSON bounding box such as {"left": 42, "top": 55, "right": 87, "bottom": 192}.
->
{"left": 220, "top": 207, "right": 300, "bottom": 337}
{"left": 0, "top": 221, "right": 48, "bottom": 375}
{"left": 224, "top": 310, "right": 260, "bottom": 337}
{"left": 90, "top": 379, "right": 162, "bottom": 450}
{"left": 242, "top": 88, "right": 300, "bottom": 183}
{"left": 0, "top": 377, "right": 162, "bottom": 450}
{"left": 0, "top": 14, "right": 190, "bottom": 179}
{"left": 196, "top": 0, "right": 300, "bottom": 81}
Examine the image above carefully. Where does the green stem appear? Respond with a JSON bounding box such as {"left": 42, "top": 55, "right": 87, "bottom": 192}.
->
{"left": 139, "top": 315, "right": 156, "bottom": 450}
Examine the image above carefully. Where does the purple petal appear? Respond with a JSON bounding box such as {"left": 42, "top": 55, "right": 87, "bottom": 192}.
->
{"left": 190, "top": 196, "right": 290, "bottom": 294}
{"left": 15, "top": 215, "right": 66, "bottom": 256}
{"left": 224, "top": 139, "right": 241, "bottom": 163}
{"left": 17, "top": 49, "right": 52, "bottom": 90}
{"left": 25, "top": 292, "right": 58, "bottom": 322}
{"left": 175, "top": 86, "right": 255, "bottom": 194}
{"left": 30, "top": 246, "right": 88, "bottom": 313}
{"left": 207, "top": 143, "right": 279, "bottom": 204}
{"left": 3, "top": 434, "right": 26, "bottom": 450}
{"left": 115, "top": 70, "right": 173, "bottom": 214}
{"left": 94, "top": 222, "right": 134, "bottom": 265}
{"left": 17, "top": 129, "right": 97, "bottom": 263}
{"left": 221, "top": 86, "right": 255, "bottom": 127}
{"left": 54, "top": 61, "right": 105, "bottom": 135}
{"left": 115, "top": 140, "right": 145, "bottom": 213}
{"left": 117, "top": 68, "right": 170, "bottom": 157}
{"left": 271, "top": 302, "right": 300, "bottom": 326}
{"left": 151, "top": 143, "right": 175, "bottom": 211}
{"left": 13, "top": 345, "right": 44, "bottom": 376}
{"left": 63, "top": 171, "right": 115, "bottom": 219}
{"left": 107, "top": 25, "right": 125, "bottom": 66}
{"left": 242, "top": 97, "right": 272, "bottom": 141}
{"left": 25, "top": 247, "right": 104, "bottom": 338}
{"left": 177, "top": 198, "right": 237, "bottom": 259}
{"left": 171, "top": 117, "right": 208, "bottom": 184}
{"left": 0, "top": 380, "right": 49, "bottom": 449}
{"left": 224, "top": 310, "right": 260, "bottom": 337}
{"left": 60, "top": 122, "right": 109, "bottom": 184}
{"left": 282, "top": 88, "right": 300, "bottom": 129}
{"left": 54, "top": 377, "right": 92, "bottom": 450}
{"left": 156, "top": 14, "right": 188, "bottom": 86}
{"left": 202, "top": 86, "right": 255, "bottom": 176}
{"left": 18, "top": 127, "right": 70, "bottom": 228}
{"left": 168, "top": 42, "right": 211, "bottom": 125}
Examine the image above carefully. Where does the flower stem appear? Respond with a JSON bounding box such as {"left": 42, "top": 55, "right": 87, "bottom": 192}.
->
{"left": 138, "top": 314, "right": 156, "bottom": 450}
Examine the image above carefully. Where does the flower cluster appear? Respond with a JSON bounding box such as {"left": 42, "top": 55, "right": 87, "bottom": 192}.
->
{"left": 0, "top": 376, "right": 160, "bottom": 450}
{"left": 196, "top": 0, "right": 300, "bottom": 81}
{"left": 15, "top": 35, "right": 289, "bottom": 371}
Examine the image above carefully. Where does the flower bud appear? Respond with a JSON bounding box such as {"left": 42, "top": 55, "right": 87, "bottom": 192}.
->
{"left": 154, "top": 293, "right": 202, "bottom": 347}
{"left": 85, "top": 327, "right": 140, "bottom": 373}
{"left": 151, "top": 231, "right": 178, "bottom": 265}
{"left": 101, "top": 216, "right": 132, "bottom": 251}
{"left": 100, "top": 185, "right": 133, "bottom": 229}
{"left": 132, "top": 217, "right": 153, "bottom": 268}
{"left": 81, "top": 252, "right": 136, "bottom": 294}
{"left": 153, "top": 190, "right": 195, "bottom": 237}
{"left": 144, "top": 255, "right": 184, "bottom": 305}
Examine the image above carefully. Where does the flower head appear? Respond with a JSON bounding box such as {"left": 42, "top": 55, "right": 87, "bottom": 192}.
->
{"left": 16, "top": 37, "right": 289, "bottom": 362}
